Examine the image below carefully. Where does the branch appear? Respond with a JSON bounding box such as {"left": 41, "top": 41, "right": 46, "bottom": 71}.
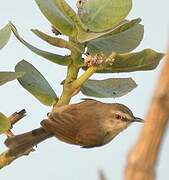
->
{"left": 0, "top": 151, "right": 15, "bottom": 169}
{"left": 5, "top": 109, "right": 26, "bottom": 137}
{"left": 8, "top": 109, "right": 26, "bottom": 125}
{"left": 0, "top": 148, "right": 34, "bottom": 169}
{"left": 0, "top": 109, "right": 28, "bottom": 169}
{"left": 125, "top": 54, "right": 169, "bottom": 180}
{"left": 72, "top": 66, "right": 97, "bottom": 89}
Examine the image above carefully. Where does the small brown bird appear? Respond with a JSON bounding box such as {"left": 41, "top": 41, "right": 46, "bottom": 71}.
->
{"left": 5, "top": 99, "right": 143, "bottom": 156}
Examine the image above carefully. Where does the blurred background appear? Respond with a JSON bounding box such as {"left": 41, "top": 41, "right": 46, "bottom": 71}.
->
{"left": 0, "top": 0, "right": 168, "bottom": 179}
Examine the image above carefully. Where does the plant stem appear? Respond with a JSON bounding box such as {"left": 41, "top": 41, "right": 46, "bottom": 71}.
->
{"left": 56, "top": 49, "right": 83, "bottom": 106}
{"left": 0, "top": 152, "right": 15, "bottom": 169}
{"left": 0, "top": 110, "right": 29, "bottom": 169}
{"left": 8, "top": 109, "right": 26, "bottom": 126}
{"left": 0, "top": 148, "right": 33, "bottom": 169}
{"left": 57, "top": 66, "right": 97, "bottom": 106}
{"left": 72, "top": 66, "right": 97, "bottom": 89}
{"left": 57, "top": 63, "right": 79, "bottom": 105}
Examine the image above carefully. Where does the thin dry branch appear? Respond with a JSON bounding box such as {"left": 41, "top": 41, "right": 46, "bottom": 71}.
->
{"left": 5, "top": 109, "right": 26, "bottom": 137}
{"left": 0, "top": 109, "right": 29, "bottom": 169}
{"left": 125, "top": 54, "right": 169, "bottom": 180}
{"left": 8, "top": 109, "right": 26, "bottom": 125}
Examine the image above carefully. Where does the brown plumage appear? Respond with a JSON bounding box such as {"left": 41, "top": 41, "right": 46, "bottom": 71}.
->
{"left": 5, "top": 99, "right": 143, "bottom": 156}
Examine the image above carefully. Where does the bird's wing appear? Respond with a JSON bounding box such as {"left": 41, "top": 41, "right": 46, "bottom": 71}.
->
{"left": 62, "top": 100, "right": 108, "bottom": 147}
{"left": 41, "top": 111, "right": 79, "bottom": 145}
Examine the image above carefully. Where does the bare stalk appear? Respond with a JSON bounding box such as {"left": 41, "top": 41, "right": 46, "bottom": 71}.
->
{"left": 0, "top": 109, "right": 27, "bottom": 168}
{"left": 8, "top": 109, "right": 26, "bottom": 126}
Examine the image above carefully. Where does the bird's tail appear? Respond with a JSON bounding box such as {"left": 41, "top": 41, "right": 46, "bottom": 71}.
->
{"left": 4, "top": 127, "right": 52, "bottom": 156}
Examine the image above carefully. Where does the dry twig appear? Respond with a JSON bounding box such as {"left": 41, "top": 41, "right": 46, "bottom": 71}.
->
{"left": 8, "top": 109, "right": 26, "bottom": 125}
{"left": 5, "top": 109, "right": 26, "bottom": 137}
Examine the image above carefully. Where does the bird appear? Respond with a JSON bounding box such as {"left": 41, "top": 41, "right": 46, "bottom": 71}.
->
{"left": 5, "top": 99, "right": 143, "bottom": 156}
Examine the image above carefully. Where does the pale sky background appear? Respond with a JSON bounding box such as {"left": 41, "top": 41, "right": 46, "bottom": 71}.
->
{"left": 0, "top": 1, "right": 169, "bottom": 180}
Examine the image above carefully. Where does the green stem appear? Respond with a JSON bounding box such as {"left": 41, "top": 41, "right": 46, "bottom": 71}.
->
{"left": 56, "top": 66, "right": 97, "bottom": 106}
{"left": 57, "top": 63, "right": 79, "bottom": 105}
{"left": 72, "top": 66, "right": 97, "bottom": 89}
{"left": 56, "top": 49, "right": 83, "bottom": 106}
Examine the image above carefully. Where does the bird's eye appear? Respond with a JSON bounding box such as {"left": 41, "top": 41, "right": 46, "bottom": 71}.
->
{"left": 115, "top": 113, "right": 122, "bottom": 120}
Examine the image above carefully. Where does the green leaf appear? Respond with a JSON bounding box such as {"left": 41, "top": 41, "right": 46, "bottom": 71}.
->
{"left": 34, "top": 0, "right": 74, "bottom": 36}
{"left": 76, "top": 25, "right": 119, "bottom": 43}
{"left": 31, "top": 29, "right": 84, "bottom": 53}
{"left": 52, "top": 0, "right": 86, "bottom": 29}
{"left": 0, "top": 72, "right": 24, "bottom": 86}
{"left": 10, "top": 23, "right": 70, "bottom": 66}
{"left": 0, "top": 23, "right": 11, "bottom": 50}
{"left": 81, "top": 78, "right": 137, "bottom": 98}
{"left": 76, "top": 18, "right": 138, "bottom": 43}
{"left": 0, "top": 112, "right": 11, "bottom": 134}
{"left": 15, "top": 60, "right": 58, "bottom": 106}
{"left": 87, "top": 18, "right": 144, "bottom": 55}
{"left": 78, "top": 0, "right": 132, "bottom": 32}
{"left": 96, "top": 49, "right": 164, "bottom": 73}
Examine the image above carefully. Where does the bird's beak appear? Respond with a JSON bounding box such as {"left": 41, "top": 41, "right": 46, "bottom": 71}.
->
{"left": 133, "top": 117, "right": 144, "bottom": 123}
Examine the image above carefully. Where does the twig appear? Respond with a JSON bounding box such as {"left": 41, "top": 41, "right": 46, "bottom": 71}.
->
{"left": 8, "top": 109, "right": 26, "bottom": 125}
{"left": 5, "top": 109, "right": 26, "bottom": 137}
{"left": 0, "top": 109, "right": 31, "bottom": 169}
{"left": 0, "top": 151, "right": 15, "bottom": 169}
{"left": 0, "top": 149, "right": 34, "bottom": 169}
{"left": 125, "top": 54, "right": 169, "bottom": 180}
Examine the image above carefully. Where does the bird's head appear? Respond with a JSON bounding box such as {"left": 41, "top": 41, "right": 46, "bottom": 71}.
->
{"left": 104, "top": 103, "right": 144, "bottom": 140}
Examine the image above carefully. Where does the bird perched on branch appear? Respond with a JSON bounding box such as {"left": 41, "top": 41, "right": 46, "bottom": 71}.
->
{"left": 5, "top": 99, "right": 143, "bottom": 156}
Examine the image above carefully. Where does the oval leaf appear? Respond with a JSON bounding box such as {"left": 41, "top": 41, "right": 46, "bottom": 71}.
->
{"left": 81, "top": 78, "right": 137, "bottom": 98}
{"left": 0, "top": 113, "right": 11, "bottom": 134}
{"left": 31, "top": 29, "right": 83, "bottom": 53}
{"left": 96, "top": 49, "right": 164, "bottom": 73}
{"left": 34, "top": 0, "right": 74, "bottom": 36}
{"left": 76, "top": 18, "right": 136, "bottom": 43}
{"left": 0, "top": 72, "right": 24, "bottom": 86}
{"left": 76, "top": 25, "right": 118, "bottom": 43}
{"left": 87, "top": 18, "right": 144, "bottom": 55}
{"left": 0, "top": 23, "right": 11, "bottom": 50}
{"left": 10, "top": 23, "right": 70, "bottom": 66}
{"left": 15, "top": 60, "right": 58, "bottom": 106}
{"left": 78, "top": 0, "right": 132, "bottom": 32}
